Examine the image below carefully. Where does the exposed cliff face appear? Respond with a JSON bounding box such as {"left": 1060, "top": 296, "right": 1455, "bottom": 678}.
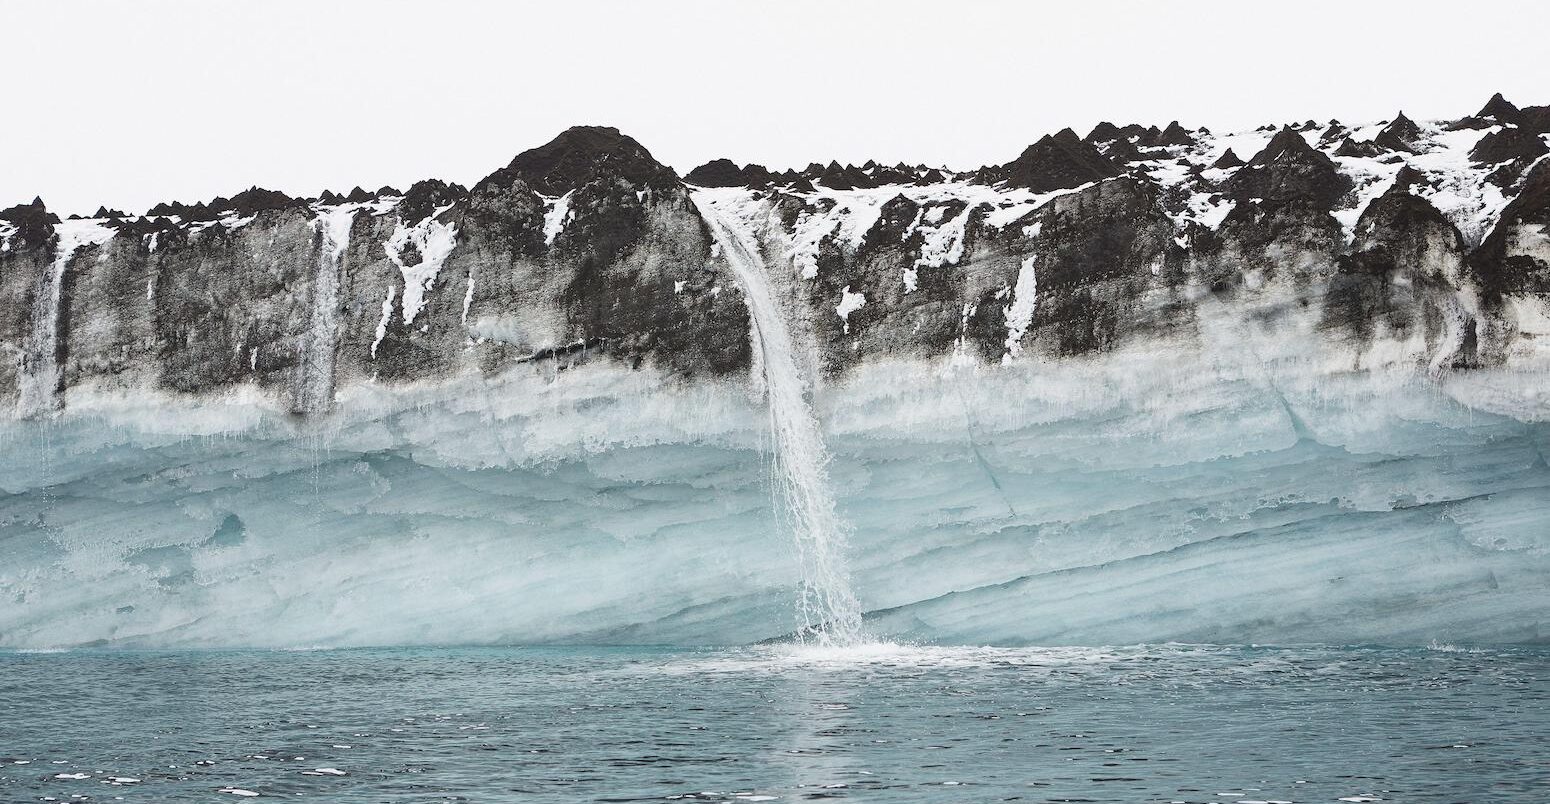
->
{"left": 3, "top": 98, "right": 1549, "bottom": 421}
{"left": 4, "top": 99, "right": 1550, "bottom": 649}
{"left": 0, "top": 127, "right": 751, "bottom": 417}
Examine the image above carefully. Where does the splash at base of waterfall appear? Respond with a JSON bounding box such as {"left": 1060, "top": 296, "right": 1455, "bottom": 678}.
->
{"left": 693, "top": 189, "right": 866, "bottom": 647}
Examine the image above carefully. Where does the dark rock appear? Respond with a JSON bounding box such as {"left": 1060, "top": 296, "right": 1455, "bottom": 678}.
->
{"left": 1391, "top": 165, "right": 1428, "bottom": 192}
{"left": 182, "top": 202, "right": 218, "bottom": 222}
{"left": 1158, "top": 121, "right": 1195, "bottom": 146}
{"left": 397, "top": 179, "right": 467, "bottom": 224}
{"left": 1520, "top": 105, "right": 1550, "bottom": 134}
{"left": 684, "top": 158, "right": 747, "bottom": 187}
{"left": 346, "top": 186, "right": 372, "bottom": 203}
{"left": 1373, "top": 112, "right": 1423, "bottom": 153}
{"left": 1086, "top": 121, "right": 1120, "bottom": 142}
{"left": 1470, "top": 126, "right": 1549, "bottom": 165}
{"left": 1470, "top": 159, "right": 1550, "bottom": 296}
{"left": 485, "top": 125, "right": 679, "bottom": 197}
{"left": 741, "top": 164, "right": 776, "bottom": 187}
{"left": 0, "top": 196, "right": 60, "bottom": 250}
{"left": 1230, "top": 127, "right": 1353, "bottom": 208}
{"left": 1014, "top": 178, "right": 1179, "bottom": 356}
{"left": 224, "top": 186, "right": 298, "bottom": 217}
{"left": 995, "top": 128, "right": 1123, "bottom": 192}
{"left": 1100, "top": 137, "right": 1146, "bottom": 163}
{"left": 1476, "top": 92, "right": 1522, "bottom": 124}
{"left": 1247, "top": 127, "right": 1315, "bottom": 166}
{"left": 1211, "top": 148, "right": 1246, "bottom": 169}
{"left": 1334, "top": 137, "right": 1383, "bottom": 158}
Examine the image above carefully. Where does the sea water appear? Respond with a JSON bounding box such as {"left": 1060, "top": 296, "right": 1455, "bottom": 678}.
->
{"left": 1, "top": 644, "right": 1545, "bottom": 802}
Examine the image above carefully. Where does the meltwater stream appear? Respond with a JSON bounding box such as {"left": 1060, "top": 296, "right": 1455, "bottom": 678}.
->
{"left": 692, "top": 191, "right": 865, "bottom": 646}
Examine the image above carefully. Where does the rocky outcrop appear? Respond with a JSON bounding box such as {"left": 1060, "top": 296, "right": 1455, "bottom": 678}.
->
{"left": 994, "top": 128, "right": 1123, "bottom": 192}
{"left": 1470, "top": 159, "right": 1550, "bottom": 297}
{"left": 4, "top": 96, "right": 1549, "bottom": 418}
{"left": 1227, "top": 126, "right": 1352, "bottom": 209}
{"left": 1322, "top": 183, "right": 1476, "bottom": 367}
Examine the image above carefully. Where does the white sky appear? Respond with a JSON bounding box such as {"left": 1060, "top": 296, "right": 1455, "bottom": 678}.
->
{"left": 4, "top": 0, "right": 1548, "bottom": 215}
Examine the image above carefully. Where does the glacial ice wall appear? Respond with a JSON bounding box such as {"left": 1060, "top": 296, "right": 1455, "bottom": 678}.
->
{"left": 1, "top": 345, "right": 1545, "bottom": 649}
{"left": 3, "top": 101, "right": 1550, "bottom": 648}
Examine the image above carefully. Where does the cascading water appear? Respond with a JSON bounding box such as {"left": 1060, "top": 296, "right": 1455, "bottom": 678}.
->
{"left": 295, "top": 206, "right": 354, "bottom": 414}
{"left": 16, "top": 221, "right": 115, "bottom": 418}
{"left": 691, "top": 190, "right": 866, "bottom": 646}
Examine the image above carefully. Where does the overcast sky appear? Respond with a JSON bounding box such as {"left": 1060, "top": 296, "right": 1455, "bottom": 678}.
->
{"left": 5, "top": 0, "right": 1548, "bottom": 214}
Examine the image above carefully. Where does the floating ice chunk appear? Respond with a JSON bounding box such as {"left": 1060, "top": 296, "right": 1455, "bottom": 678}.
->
{"left": 220, "top": 789, "right": 261, "bottom": 797}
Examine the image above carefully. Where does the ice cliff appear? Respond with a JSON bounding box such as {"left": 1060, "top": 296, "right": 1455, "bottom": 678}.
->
{"left": 1, "top": 95, "right": 1548, "bottom": 648}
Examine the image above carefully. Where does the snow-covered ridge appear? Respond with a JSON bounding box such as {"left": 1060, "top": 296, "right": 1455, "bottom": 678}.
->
{"left": 0, "top": 98, "right": 1546, "bottom": 424}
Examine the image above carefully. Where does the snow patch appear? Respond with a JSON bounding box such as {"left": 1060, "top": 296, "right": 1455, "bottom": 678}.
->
{"left": 836, "top": 286, "right": 866, "bottom": 334}
{"left": 543, "top": 190, "right": 575, "bottom": 246}
{"left": 1003, "top": 253, "right": 1040, "bottom": 361}
{"left": 383, "top": 213, "right": 458, "bottom": 326}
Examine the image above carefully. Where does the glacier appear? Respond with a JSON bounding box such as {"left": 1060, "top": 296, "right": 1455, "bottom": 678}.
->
{"left": 2, "top": 98, "right": 1550, "bottom": 649}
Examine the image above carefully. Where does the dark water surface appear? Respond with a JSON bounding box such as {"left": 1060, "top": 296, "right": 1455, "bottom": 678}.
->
{"left": 1, "top": 644, "right": 1545, "bottom": 802}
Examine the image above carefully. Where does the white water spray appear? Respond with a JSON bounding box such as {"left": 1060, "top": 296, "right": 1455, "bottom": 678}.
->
{"left": 17, "top": 221, "right": 115, "bottom": 418}
{"left": 691, "top": 190, "right": 866, "bottom": 646}
{"left": 296, "top": 207, "right": 354, "bottom": 414}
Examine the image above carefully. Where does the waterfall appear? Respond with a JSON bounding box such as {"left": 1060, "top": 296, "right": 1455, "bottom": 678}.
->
{"left": 296, "top": 207, "right": 354, "bottom": 414}
{"left": 691, "top": 191, "right": 866, "bottom": 646}
{"left": 17, "top": 221, "right": 114, "bottom": 418}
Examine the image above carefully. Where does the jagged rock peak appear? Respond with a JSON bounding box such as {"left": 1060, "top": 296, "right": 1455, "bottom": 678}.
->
{"left": 1158, "top": 121, "right": 1196, "bottom": 146}
{"left": 997, "top": 127, "right": 1122, "bottom": 192}
{"left": 1470, "top": 158, "right": 1550, "bottom": 294}
{"left": 1231, "top": 125, "right": 1351, "bottom": 207}
{"left": 220, "top": 186, "right": 300, "bottom": 217}
{"left": 1247, "top": 126, "right": 1318, "bottom": 166}
{"left": 0, "top": 196, "right": 61, "bottom": 249}
{"left": 684, "top": 158, "right": 747, "bottom": 187}
{"left": 1085, "top": 121, "right": 1148, "bottom": 143}
{"left": 1335, "top": 137, "right": 1382, "bottom": 158}
{"left": 486, "top": 125, "right": 679, "bottom": 197}
{"left": 398, "top": 178, "right": 467, "bottom": 223}
{"left": 1373, "top": 112, "right": 1423, "bottom": 153}
{"left": 1211, "top": 148, "right": 1246, "bottom": 169}
{"left": 1470, "top": 125, "right": 1550, "bottom": 165}
{"left": 1389, "top": 165, "right": 1427, "bottom": 193}
{"left": 1477, "top": 92, "right": 1522, "bottom": 123}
